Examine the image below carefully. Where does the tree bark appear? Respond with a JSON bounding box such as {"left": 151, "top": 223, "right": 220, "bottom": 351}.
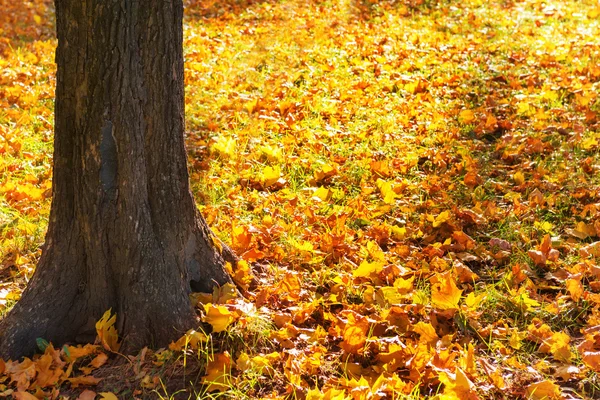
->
{"left": 0, "top": 0, "right": 233, "bottom": 359}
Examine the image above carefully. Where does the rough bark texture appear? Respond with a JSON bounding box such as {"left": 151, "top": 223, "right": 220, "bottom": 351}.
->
{"left": 0, "top": 0, "right": 233, "bottom": 359}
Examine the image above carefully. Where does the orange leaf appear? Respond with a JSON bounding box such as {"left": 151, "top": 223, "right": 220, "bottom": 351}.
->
{"left": 582, "top": 351, "right": 600, "bottom": 371}
{"left": 64, "top": 344, "right": 99, "bottom": 361}
{"left": 89, "top": 352, "right": 109, "bottom": 369}
{"left": 463, "top": 171, "right": 481, "bottom": 189}
{"left": 413, "top": 322, "right": 438, "bottom": 346}
{"left": 7, "top": 358, "right": 36, "bottom": 391}
{"left": 68, "top": 376, "right": 102, "bottom": 387}
{"left": 34, "top": 348, "right": 63, "bottom": 388}
{"left": 459, "top": 109, "right": 476, "bottom": 124}
{"left": 340, "top": 312, "right": 369, "bottom": 354}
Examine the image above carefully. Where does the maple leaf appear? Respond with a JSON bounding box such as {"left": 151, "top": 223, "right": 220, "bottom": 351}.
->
{"left": 340, "top": 312, "right": 369, "bottom": 354}
{"left": 13, "top": 392, "right": 38, "bottom": 400}
{"left": 582, "top": 351, "right": 600, "bottom": 371}
{"left": 34, "top": 345, "right": 63, "bottom": 388}
{"left": 431, "top": 272, "right": 462, "bottom": 310}
{"left": 68, "top": 376, "right": 102, "bottom": 387}
{"left": 169, "top": 329, "right": 208, "bottom": 351}
{"left": 439, "top": 368, "right": 480, "bottom": 400}
{"left": 203, "top": 303, "right": 234, "bottom": 332}
{"left": 353, "top": 260, "right": 384, "bottom": 279}
{"left": 63, "top": 343, "right": 99, "bottom": 362}
{"left": 6, "top": 358, "right": 36, "bottom": 392}
{"left": 432, "top": 210, "right": 452, "bottom": 228}
{"left": 525, "top": 380, "right": 561, "bottom": 400}
{"left": 224, "top": 260, "right": 253, "bottom": 291}
{"left": 202, "top": 352, "right": 232, "bottom": 393}
{"left": 95, "top": 309, "right": 121, "bottom": 352}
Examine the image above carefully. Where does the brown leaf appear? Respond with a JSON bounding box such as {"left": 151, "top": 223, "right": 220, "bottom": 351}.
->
{"left": 77, "top": 390, "right": 97, "bottom": 400}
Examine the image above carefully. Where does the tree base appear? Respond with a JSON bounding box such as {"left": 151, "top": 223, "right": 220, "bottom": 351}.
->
{"left": 0, "top": 215, "right": 232, "bottom": 360}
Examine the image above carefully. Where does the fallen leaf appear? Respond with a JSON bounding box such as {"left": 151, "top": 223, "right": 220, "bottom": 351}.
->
{"left": 340, "top": 312, "right": 369, "bottom": 354}
{"left": 431, "top": 272, "right": 462, "bottom": 310}
{"left": 203, "top": 304, "right": 234, "bottom": 332}
{"left": 77, "top": 390, "right": 97, "bottom": 400}
{"left": 202, "top": 352, "right": 232, "bottom": 392}
{"left": 95, "top": 309, "right": 121, "bottom": 352}
{"left": 525, "top": 380, "right": 561, "bottom": 400}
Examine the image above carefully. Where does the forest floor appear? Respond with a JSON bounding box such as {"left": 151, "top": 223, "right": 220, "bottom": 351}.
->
{"left": 1, "top": 0, "right": 600, "bottom": 399}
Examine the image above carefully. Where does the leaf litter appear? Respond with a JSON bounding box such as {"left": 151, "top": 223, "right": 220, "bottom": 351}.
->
{"left": 1, "top": 0, "right": 600, "bottom": 398}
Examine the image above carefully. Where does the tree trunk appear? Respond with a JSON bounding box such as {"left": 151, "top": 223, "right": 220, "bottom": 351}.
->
{"left": 0, "top": 0, "right": 233, "bottom": 359}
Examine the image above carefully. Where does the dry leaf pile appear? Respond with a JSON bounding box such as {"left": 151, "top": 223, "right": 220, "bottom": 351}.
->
{"left": 1, "top": 0, "right": 600, "bottom": 398}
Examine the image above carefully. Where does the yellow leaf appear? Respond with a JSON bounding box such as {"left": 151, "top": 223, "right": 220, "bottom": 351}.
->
{"left": 513, "top": 171, "right": 525, "bottom": 185}
{"left": 525, "top": 380, "right": 561, "bottom": 400}
{"left": 312, "top": 186, "right": 329, "bottom": 201}
{"left": 413, "top": 322, "right": 438, "bottom": 345}
{"left": 229, "top": 260, "right": 252, "bottom": 291}
{"left": 261, "top": 165, "right": 281, "bottom": 187}
{"left": 517, "top": 101, "right": 531, "bottom": 115}
{"left": 259, "top": 144, "right": 282, "bottom": 161}
{"left": 202, "top": 352, "right": 232, "bottom": 392}
{"left": 169, "top": 329, "right": 208, "bottom": 351}
{"left": 376, "top": 179, "right": 396, "bottom": 204}
{"left": 393, "top": 276, "right": 414, "bottom": 292}
{"left": 440, "top": 367, "right": 476, "bottom": 399}
{"left": 549, "top": 332, "right": 573, "bottom": 363}
{"left": 203, "top": 304, "right": 234, "bottom": 332}
{"left": 433, "top": 210, "right": 451, "bottom": 228}
{"left": 464, "top": 292, "right": 486, "bottom": 310}
{"left": 99, "top": 393, "right": 119, "bottom": 400}
{"left": 314, "top": 162, "right": 337, "bottom": 182}
{"left": 509, "top": 330, "right": 526, "bottom": 350}
{"left": 459, "top": 109, "right": 475, "bottom": 124}
{"left": 211, "top": 136, "right": 236, "bottom": 158}
{"left": 431, "top": 272, "right": 462, "bottom": 310}
{"left": 565, "top": 279, "right": 583, "bottom": 302}
{"left": 352, "top": 260, "right": 384, "bottom": 279}
{"left": 95, "top": 309, "right": 121, "bottom": 352}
